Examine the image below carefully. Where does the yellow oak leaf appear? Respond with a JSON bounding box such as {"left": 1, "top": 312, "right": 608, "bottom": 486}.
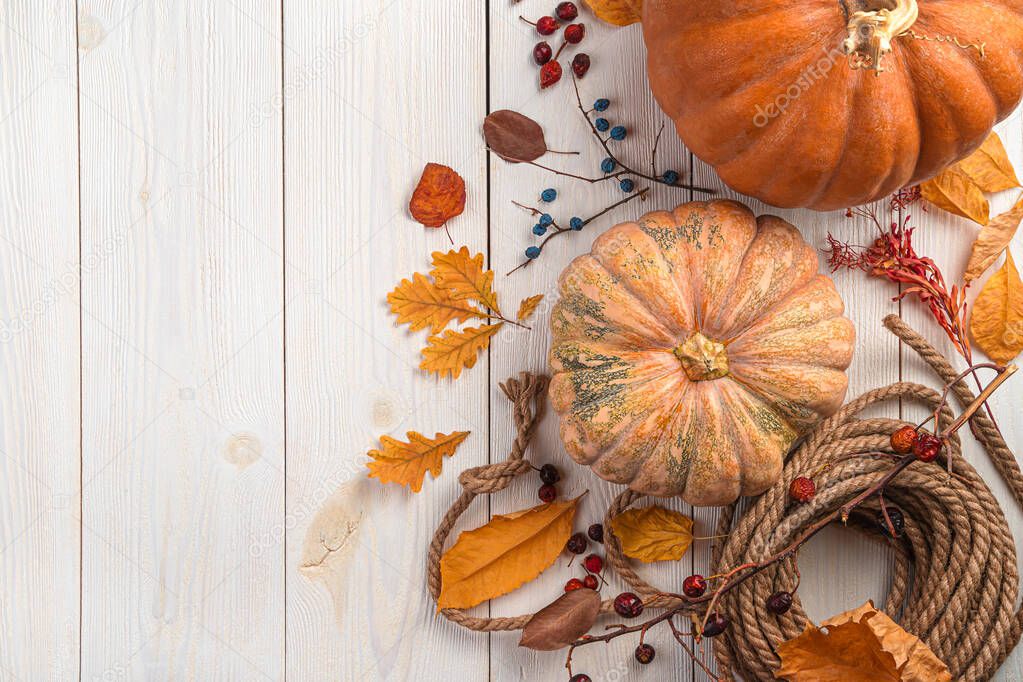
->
{"left": 387, "top": 272, "right": 485, "bottom": 333}
{"left": 970, "top": 250, "right": 1023, "bottom": 365}
{"left": 775, "top": 601, "right": 951, "bottom": 682}
{"left": 965, "top": 193, "right": 1023, "bottom": 282}
{"left": 420, "top": 323, "right": 502, "bottom": 379}
{"left": 516, "top": 294, "right": 544, "bottom": 321}
{"left": 609, "top": 505, "right": 693, "bottom": 562}
{"left": 921, "top": 165, "right": 990, "bottom": 225}
{"left": 366, "top": 431, "right": 469, "bottom": 493}
{"left": 431, "top": 247, "right": 501, "bottom": 314}
{"left": 439, "top": 495, "right": 582, "bottom": 610}
{"left": 584, "top": 0, "right": 642, "bottom": 26}
{"left": 958, "top": 132, "right": 1021, "bottom": 193}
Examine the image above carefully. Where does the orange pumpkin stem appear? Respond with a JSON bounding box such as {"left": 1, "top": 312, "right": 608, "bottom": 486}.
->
{"left": 844, "top": 0, "right": 919, "bottom": 73}
{"left": 673, "top": 332, "right": 729, "bottom": 382}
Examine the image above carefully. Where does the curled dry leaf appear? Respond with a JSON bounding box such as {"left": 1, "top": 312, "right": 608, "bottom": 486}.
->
{"left": 920, "top": 165, "right": 990, "bottom": 225}
{"left": 609, "top": 505, "right": 693, "bottom": 562}
{"left": 775, "top": 601, "right": 951, "bottom": 682}
{"left": 965, "top": 194, "right": 1023, "bottom": 282}
{"left": 365, "top": 431, "right": 469, "bottom": 493}
{"left": 970, "top": 251, "right": 1023, "bottom": 365}
{"left": 957, "top": 132, "right": 1021, "bottom": 193}
{"left": 483, "top": 110, "right": 548, "bottom": 163}
{"left": 584, "top": 0, "right": 643, "bottom": 26}
{"left": 439, "top": 495, "right": 582, "bottom": 610}
{"left": 519, "top": 588, "right": 601, "bottom": 651}
{"left": 516, "top": 294, "right": 544, "bottom": 321}
{"left": 409, "top": 162, "right": 466, "bottom": 230}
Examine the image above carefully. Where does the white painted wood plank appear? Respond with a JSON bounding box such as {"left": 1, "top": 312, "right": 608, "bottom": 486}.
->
{"left": 78, "top": 2, "right": 284, "bottom": 678}
{"left": 282, "top": 2, "right": 489, "bottom": 680}
{"left": 0, "top": 2, "right": 80, "bottom": 679}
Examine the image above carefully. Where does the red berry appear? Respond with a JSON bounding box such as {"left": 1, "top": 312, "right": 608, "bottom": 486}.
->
{"left": 789, "top": 476, "right": 816, "bottom": 503}
{"left": 702, "top": 612, "right": 729, "bottom": 637}
{"left": 566, "top": 532, "right": 587, "bottom": 554}
{"left": 890, "top": 425, "right": 919, "bottom": 454}
{"left": 766, "top": 591, "right": 793, "bottom": 615}
{"left": 565, "top": 578, "right": 583, "bottom": 592}
{"left": 587, "top": 523, "right": 604, "bottom": 543}
{"left": 569, "top": 675, "right": 591, "bottom": 682}
{"left": 540, "top": 60, "right": 562, "bottom": 89}
{"left": 582, "top": 574, "right": 598, "bottom": 590}
{"left": 532, "top": 41, "right": 553, "bottom": 65}
{"left": 583, "top": 553, "right": 603, "bottom": 574}
{"left": 613, "top": 592, "right": 644, "bottom": 618}
{"left": 913, "top": 433, "right": 942, "bottom": 462}
{"left": 556, "top": 1, "right": 579, "bottom": 21}
{"left": 538, "top": 483, "right": 557, "bottom": 503}
{"left": 571, "top": 53, "right": 590, "bottom": 78}
{"left": 536, "top": 15, "right": 559, "bottom": 35}
{"left": 682, "top": 574, "right": 707, "bottom": 598}
{"left": 564, "top": 23, "right": 585, "bottom": 44}
{"left": 635, "top": 643, "right": 655, "bottom": 664}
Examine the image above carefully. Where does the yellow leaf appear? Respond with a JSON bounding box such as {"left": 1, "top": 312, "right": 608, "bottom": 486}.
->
{"left": 584, "top": 0, "right": 642, "bottom": 26}
{"left": 366, "top": 431, "right": 469, "bottom": 493}
{"left": 965, "top": 193, "right": 1023, "bottom": 282}
{"left": 970, "top": 251, "right": 1023, "bottom": 365}
{"left": 609, "top": 505, "right": 693, "bottom": 562}
{"left": 775, "top": 601, "right": 951, "bottom": 682}
{"left": 921, "top": 165, "right": 990, "bottom": 225}
{"left": 431, "top": 247, "right": 501, "bottom": 314}
{"left": 958, "top": 132, "right": 1021, "bottom": 193}
{"left": 387, "top": 272, "right": 485, "bottom": 333}
{"left": 420, "top": 323, "right": 502, "bottom": 379}
{"left": 516, "top": 294, "right": 544, "bottom": 321}
{"left": 439, "top": 496, "right": 582, "bottom": 610}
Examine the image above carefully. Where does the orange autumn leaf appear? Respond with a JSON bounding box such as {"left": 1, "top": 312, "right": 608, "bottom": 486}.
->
{"left": 516, "top": 294, "right": 544, "bottom": 321}
{"left": 431, "top": 247, "right": 501, "bottom": 313}
{"left": 609, "top": 505, "right": 693, "bottom": 562}
{"left": 958, "top": 132, "right": 1021, "bottom": 193}
{"left": 420, "top": 323, "right": 502, "bottom": 379}
{"left": 970, "top": 251, "right": 1023, "bottom": 365}
{"left": 439, "top": 495, "right": 582, "bottom": 610}
{"left": 366, "top": 431, "right": 469, "bottom": 493}
{"left": 965, "top": 193, "right": 1023, "bottom": 282}
{"left": 775, "top": 601, "right": 951, "bottom": 682}
{"left": 584, "top": 0, "right": 643, "bottom": 26}
{"left": 387, "top": 272, "right": 485, "bottom": 334}
{"left": 921, "top": 165, "right": 990, "bottom": 225}
{"left": 409, "top": 162, "right": 466, "bottom": 231}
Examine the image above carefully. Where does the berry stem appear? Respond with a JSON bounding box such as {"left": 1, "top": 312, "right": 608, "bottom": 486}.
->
{"left": 518, "top": 15, "right": 536, "bottom": 26}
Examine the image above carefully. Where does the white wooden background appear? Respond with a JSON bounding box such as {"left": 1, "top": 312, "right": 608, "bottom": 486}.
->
{"left": 1, "top": 2, "right": 1021, "bottom": 680}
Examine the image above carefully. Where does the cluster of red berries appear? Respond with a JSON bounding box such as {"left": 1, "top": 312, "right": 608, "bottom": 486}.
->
{"left": 522, "top": 3, "right": 590, "bottom": 89}
{"left": 563, "top": 524, "right": 606, "bottom": 591}
{"left": 537, "top": 463, "right": 560, "bottom": 502}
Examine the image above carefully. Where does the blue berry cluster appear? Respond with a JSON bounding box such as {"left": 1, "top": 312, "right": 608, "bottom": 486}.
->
{"left": 588, "top": 97, "right": 682, "bottom": 189}
{"left": 521, "top": 187, "right": 585, "bottom": 261}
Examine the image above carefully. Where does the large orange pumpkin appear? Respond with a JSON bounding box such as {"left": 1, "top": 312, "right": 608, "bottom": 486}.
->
{"left": 549, "top": 201, "right": 854, "bottom": 506}
{"left": 641, "top": 0, "right": 1023, "bottom": 210}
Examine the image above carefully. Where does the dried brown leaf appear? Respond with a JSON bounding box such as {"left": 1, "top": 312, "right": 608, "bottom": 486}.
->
{"left": 420, "top": 323, "right": 502, "bottom": 379}
{"left": 409, "top": 162, "right": 466, "bottom": 228}
{"left": 965, "top": 193, "right": 1023, "bottom": 282}
{"left": 958, "top": 132, "right": 1021, "bottom": 193}
{"left": 971, "top": 251, "right": 1023, "bottom": 365}
{"left": 920, "top": 165, "right": 990, "bottom": 225}
{"left": 365, "top": 431, "right": 469, "bottom": 493}
{"left": 584, "top": 0, "right": 643, "bottom": 26}
{"left": 519, "top": 588, "right": 600, "bottom": 651}
{"left": 609, "top": 505, "right": 693, "bottom": 562}
{"left": 431, "top": 247, "right": 501, "bottom": 313}
{"left": 483, "top": 110, "right": 548, "bottom": 163}
{"left": 516, "top": 294, "right": 544, "bottom": 321}
{"left": 387, "top": 272, "right": 484, "bottom": 334}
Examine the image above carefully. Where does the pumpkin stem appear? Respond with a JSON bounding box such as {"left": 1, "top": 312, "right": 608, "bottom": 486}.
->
{"left": 843, "top": 0, "right": 918, "bottom": 73}
{"left": 673, "top": 332, "right": 729, "bottom": 382}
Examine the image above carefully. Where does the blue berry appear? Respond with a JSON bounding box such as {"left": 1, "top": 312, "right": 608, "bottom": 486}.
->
{"left": 570, "top": 217, "right": 584, "bottom": 231}
{"left": 600, "top": 157, "right": 616, "bottom": 174}
{"left": 593, "top": 98, "right": 610, "bottom": 112}
{"left": 595, "top": 117, "right": 610, "bottom": 132}
{"left": 539, "top": 213, "right": 553, "bottom": 227}
{"left": 532, "top": 224, "right": 547, "bottom": 236}
{"left": 620, "top": 178, "right": 635, "bottom": 192}
{"left": 525, "top": 246, "right": 541, "bottom": 259}
{"left": 661, "top": 170, "right": 680, "bottom": 185}
{"left": 540, "top": 188, "right": 557, "bottom": 202}
{"left": 610, "top": 125, "right": 627, "bottom": 141}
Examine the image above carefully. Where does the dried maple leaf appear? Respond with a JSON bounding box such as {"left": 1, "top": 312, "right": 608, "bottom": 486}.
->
{"left": 958, "top": 132, "right": 1021, "bottom": 193}
{"left": 420, "top": 323, "right": 502, "bottom": 379}
{"left": 387, "top": 272, "right": 485, "bottom": 334}
{"left": 365, "top": 431, "right": 469, "bottom": 493}
{"left": 921, "top": 165, "right": 990, "bottom": 225}
{"left": 970, "top": 250, "right": 1023, "bottom": 365}
{"left": 431, "top": 247, "right": 501, "bottom": 313}
{"left": 609, "top": 505, "right": 693, "bottom": 562}
{"left": 519, "top": 588, "right": 600, "bottom": 651}
{"left": 965, "top": 193, "right": 1023, "bottom": 282}
{"left": 516, "top": 294, "right": 544, "bottom": 322}
{"left": 483, "top": 110, "right": 548, "bottom": 163}
{"left": 438, "top": 495, "right": 582, "bottom": 610}
{"left": 409, "top": 163, "right": 466, "bottom": 239}
{"left": 584, "top": 0, "right": 643, "bottom": 26}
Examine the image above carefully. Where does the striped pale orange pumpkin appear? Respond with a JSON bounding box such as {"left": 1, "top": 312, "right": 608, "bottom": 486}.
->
{"left": 549, "top": 200, "right": 855, "bottom": 506}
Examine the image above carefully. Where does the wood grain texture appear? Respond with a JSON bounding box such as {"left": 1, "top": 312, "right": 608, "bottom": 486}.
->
{"left": 78, "top": 1, "right": 284, "bottom": 678}
{"left": 0, "top": 2, "right": 80, "bottom": 679}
